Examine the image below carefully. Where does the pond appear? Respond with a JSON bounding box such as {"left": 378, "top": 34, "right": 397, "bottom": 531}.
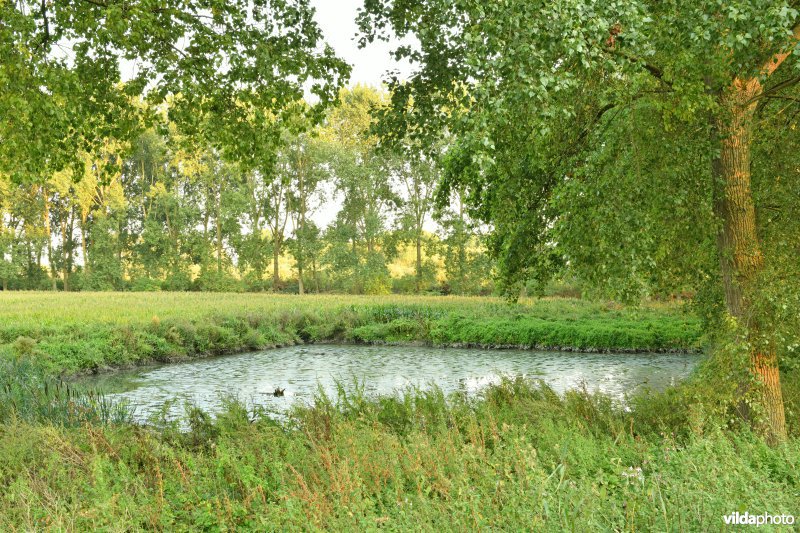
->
{"left": 81, "top": 344, "right": 701, "bottom": 423}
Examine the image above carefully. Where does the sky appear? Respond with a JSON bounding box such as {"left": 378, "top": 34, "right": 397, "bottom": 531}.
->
{"left": 311, "top": 0, "right": 413, "bottom": 89}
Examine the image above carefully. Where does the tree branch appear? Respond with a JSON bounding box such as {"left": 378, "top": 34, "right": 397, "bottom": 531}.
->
{"left": 605, "top": 47, "right": 672, "bottom": 87}
{"left": 740, "top": 22, "right": 800, "bottom": 105}
{"left": 759, "top": 22, "right": 800, "bottom": 77}
{"left": 35, "top": 0, "right": 51, "bottom": 52}
{"left": 751, "top": 75, "right": 800, "bottom": 102}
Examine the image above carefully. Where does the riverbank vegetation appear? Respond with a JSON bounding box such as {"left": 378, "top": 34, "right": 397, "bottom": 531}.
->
{"left": 0, "top": 372, "right": 797, "bottom": 530}
{"left": 0, "top": 293, "right": 700, "bottom": 375}
{"left": 3, "top": 0, "right": 800, "bottom": 529}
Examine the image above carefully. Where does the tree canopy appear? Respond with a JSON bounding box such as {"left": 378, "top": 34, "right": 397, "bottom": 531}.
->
{"left": 1, "top": 0, "right": 348, "bottom": 179}
{"left": 358, "top": 0, "right": 800, "bottom": 441}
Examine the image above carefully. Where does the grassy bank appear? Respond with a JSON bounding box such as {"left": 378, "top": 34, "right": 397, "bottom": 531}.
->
{"left": 0, "top": 293, "right": 797, "bottom": 530}
{"left": 0, "top": 292, "right": 702, "bottom": 375}
{"left": 0, "top": 375, "right": 797, "bottom": 531}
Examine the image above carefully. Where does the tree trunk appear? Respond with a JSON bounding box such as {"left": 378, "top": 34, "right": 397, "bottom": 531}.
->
{"left": 416, "top": 232, "right": 423, "bottom": 293}
{"left": 61, "top": 216, "right": 70, "bottom": 292}
{"left": 273, "top": 236, "right": 281, "bottom": 292}
{"left": 216, "top": 186, "right": 223, "bottom": 274}
{"left": 80, "top": 215, "right": 89, "bottom": 276}
{"left": 48, "top": 241, "right": 57, "bottom": 291}
{"left": 43, "top": 191, "right": 57, "bottom": 291}
{"left": 298, "top": 164, "right": 306, "bottom": 295}
{"left": 712, "top": 78, "right": 786, "bottom": 443}
{"left": 297, "top": 263, "right": 304, "bottom": 295}
{"left": 313, "top": 259, "right": 320, "bottom": 293}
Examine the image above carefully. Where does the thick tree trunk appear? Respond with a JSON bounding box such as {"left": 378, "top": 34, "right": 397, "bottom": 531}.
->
{"left": 712, "top": 78, "right": 786, "bottom": 443}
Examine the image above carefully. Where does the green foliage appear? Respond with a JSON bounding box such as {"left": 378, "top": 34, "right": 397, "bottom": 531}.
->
{"left": 2, "top": 0, "right": 348, "bottom": 180}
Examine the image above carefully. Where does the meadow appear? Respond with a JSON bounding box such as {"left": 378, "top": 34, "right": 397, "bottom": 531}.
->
{"left": 0, "top": 292, "right": 702, "bottom": 375}
{"left": 0, "top": 292, "right": 798, "bottom": 530}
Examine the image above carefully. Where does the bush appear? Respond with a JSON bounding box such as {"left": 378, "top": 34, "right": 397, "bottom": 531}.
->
{"left": 130, "top": 277, "right": 162, "bottom": 292}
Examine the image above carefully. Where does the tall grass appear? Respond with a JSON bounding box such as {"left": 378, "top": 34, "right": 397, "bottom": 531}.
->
{"left": 0, "top": 359, "right": 131, "bottom": 426}
{"left": 0, "top": 376, "right": 796, "bottom": 531}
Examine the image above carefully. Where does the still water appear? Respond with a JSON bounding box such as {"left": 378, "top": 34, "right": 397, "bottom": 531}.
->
{"left": 81, "top": 344, "right": 701, "bottom": 422}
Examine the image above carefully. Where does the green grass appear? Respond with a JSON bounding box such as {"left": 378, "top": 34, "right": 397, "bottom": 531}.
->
{"left": 0, "top": 377, "right": 797, "bottom": 531}
{"left": 0, "top": 293, "right": 796, "bottom": 530}
{"left": 0, "top": 292, "right": 702, "bottom": 375}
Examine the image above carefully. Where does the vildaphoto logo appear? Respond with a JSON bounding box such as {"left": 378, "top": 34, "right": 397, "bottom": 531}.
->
{"left": 723, "top": 511, "right": 795, "bottom": 527}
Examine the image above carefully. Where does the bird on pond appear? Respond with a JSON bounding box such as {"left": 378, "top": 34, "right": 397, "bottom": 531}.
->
{"left": 273, "top": 387, "right": 285, "bottom": 397}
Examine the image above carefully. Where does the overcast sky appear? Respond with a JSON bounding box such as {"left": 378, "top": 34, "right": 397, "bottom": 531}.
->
{"left": 311, "top": 0, "right": 412, "bottom": 89}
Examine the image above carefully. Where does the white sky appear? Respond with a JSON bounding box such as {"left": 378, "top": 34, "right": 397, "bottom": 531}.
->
{"left": 311, "top": 0, "right": 413, "bottom": 88}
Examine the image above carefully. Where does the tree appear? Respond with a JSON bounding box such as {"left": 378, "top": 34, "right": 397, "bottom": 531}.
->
{"left": 2, "top": 0, "right": 347, "bottom": 183}
{"left": 0, "top": 173, "right": 13, "bottom": 290}
{"left": 264, "top": 162, "right": 291, "bottom": 292}
{"left": 285, "top": 134, "right": 328, "bottom": 294}
{"left": 322, "top": 86, "right": 401, "bottom": 293}
{"left": 396, "top": 156, "right": 439, "bottom": 292}
{"left": 231, "top": 169, "right": 272, "bottom": 291}
{"left": 434, "top": 187, "right": 492, "bottom": 295}
{"left": 359, "top": 1, "right": 800, "bottom": 441}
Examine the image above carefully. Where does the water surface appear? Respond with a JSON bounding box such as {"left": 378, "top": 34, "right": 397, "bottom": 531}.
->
{"left": 81, "top": 344, "right": 700, "bottom": 422}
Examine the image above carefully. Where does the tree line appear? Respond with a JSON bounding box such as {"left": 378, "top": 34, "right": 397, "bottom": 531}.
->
{"left": 0, "top": 87, "right": 492, "bottom": 295}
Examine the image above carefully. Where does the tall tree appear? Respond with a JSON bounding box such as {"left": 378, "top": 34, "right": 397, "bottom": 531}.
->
{"left": 359, "top": 0, "right": 800, "bottom": 441}
{"left": 285, "top": 134, "right": 327, "bottom": 294}
{"left": 323, "top": 86, "right": 401, "bottom": 293}
{"left": 2, "top": 0, "right": 347, "bottom": 182}
{"left": 396, "top": 156, "right": 438, "bottom": 292}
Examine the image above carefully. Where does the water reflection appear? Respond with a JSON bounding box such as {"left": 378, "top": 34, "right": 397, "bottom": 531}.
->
{"left": 81, "top": 345, "right": 701, "bottom": 423}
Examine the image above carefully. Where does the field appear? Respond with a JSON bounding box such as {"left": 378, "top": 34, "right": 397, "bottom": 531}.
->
{"left": 0, "top": 292, "right": 702, "bottom": 375}
{"left": 0, "top": 293, "right": 798, "bottom": 530}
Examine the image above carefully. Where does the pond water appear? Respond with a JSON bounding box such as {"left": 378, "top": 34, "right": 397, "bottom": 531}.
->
{"left": 81, "top": 344, "right": 701, "bottom": 423}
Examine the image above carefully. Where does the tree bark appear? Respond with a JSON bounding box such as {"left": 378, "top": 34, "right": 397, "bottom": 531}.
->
{"left": 313, "top": 258, "right": 320, "bottom": 293}
{"left": 216, "top": 184, "right": 223, "bottom": 274}
{"left": 415, "top": 232, "right": 422, "bottom": 293}
{"left": 712, "top": 77, "right": 786, "bottom": 443}
{"left": 61, "top": 216, "right": 70, "bottom": 292}
{"left": 297, "top": 263, "right": 304, "bottom": 295}
{"left": 273, "top": 235, "right": 281, "bottom": 292}
{"left": 80, "top": 214, "right": 89, "bottom": 276}
{"left": 43, "top": 190, "right": 57, "bottom": 291}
